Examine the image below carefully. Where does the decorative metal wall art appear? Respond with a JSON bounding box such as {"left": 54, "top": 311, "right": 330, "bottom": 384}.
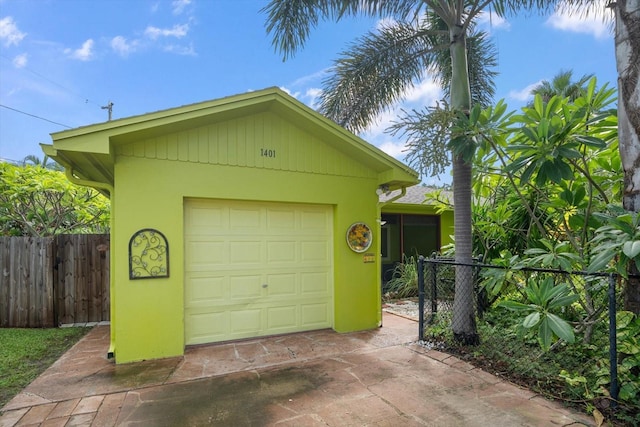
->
{"left": 346, "top": 222, "right": 372, "bottom": 253}
{"left": 129, "top": 229, "right": 169, "bottom": 279}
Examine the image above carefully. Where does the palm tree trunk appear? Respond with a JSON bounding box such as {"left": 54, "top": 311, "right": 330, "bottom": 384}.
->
{"left": 614, "top": 0, "right": 640, "bottom": 314}
{"left": 449, "top": 24, "right": 479, "bottom": 344}
{"left": 615, "top": 0, "right": 640, "bottom": 213}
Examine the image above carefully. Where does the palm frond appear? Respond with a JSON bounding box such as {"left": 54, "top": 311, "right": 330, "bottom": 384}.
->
{"left": 263, "top": 0, "right": 422, "bottom": 60}
{"left": 319, "top": 19, "right": 448, "bottom": 132}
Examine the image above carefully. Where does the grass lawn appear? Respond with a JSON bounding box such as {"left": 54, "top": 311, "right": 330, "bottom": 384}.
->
{"left": 0, "top": 327, "right": 90, "bottom": 409}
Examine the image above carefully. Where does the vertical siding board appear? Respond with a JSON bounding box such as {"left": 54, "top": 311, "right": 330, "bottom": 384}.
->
{"left": 228, "top": 120, "right": 237, "bottom": 166}
{"left": 178, "top": 131, "right": 189, "bottom": 162}
{"left": 133, "top": 141, "right": 145, "bottom": 158}
{"left": 188, "top": 129, "right": 199, "bottom": 163}
{"left": 255, "top": 116, "right": 264, "bottom": 169}
{"left": 198, "top": 127, "right": 209, "bottom": 164}
{"left": 145, "top": 139, "right": 157, "bottom": 159}
{"left": 293, "top": 126, "right": 303, "bottom": 172}
{"left": 167, "top": 134, "right": 179, "bottom": 161}
{"left": 263, "top": 115, "right": 271, "bottom": 169}
{"left": 218, "top": 124, "right": 228, "bottom": 164}
{"left": 156, "top": 135, "right": 168, "bottom": 160}
{"left": 208, "top": 125, "right": 218, "bottom": 164}
{"left": 280, "top": 118, "right": 290, "bottom": 171}
{"left": 246, "top": 116, "right": 255, "bottom": 168}
{"left": 236, "top": 119, "right": 247, "bottom": 166}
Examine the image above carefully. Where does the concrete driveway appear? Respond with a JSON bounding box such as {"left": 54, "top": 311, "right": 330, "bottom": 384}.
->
{"left": 1, "top": 313, "right": 593, "bottom": 426}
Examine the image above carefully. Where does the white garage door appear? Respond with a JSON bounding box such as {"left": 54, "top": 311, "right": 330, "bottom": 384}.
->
{"left": 184, "top": 199, "right": 333, "bottom": 345}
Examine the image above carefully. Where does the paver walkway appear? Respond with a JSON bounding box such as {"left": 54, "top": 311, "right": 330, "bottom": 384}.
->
{"left": 1, "top": 313, "right": 593, "bottom": 426}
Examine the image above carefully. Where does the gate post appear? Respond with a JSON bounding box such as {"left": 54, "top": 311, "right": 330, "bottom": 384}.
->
{"left": 418, "top": 255, "right": 425, "bottom": 341}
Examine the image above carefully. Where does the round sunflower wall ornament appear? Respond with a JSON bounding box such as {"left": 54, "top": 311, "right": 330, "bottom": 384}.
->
{"left": 346, "top": 222, "right": 372, "bottom": 253}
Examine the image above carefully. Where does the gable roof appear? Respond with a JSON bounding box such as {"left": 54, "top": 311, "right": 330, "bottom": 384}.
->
{"left": 42, "top": 87, "right": 418, "bottom": 195}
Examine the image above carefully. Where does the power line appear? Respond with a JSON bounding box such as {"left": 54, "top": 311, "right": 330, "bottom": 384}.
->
{"left": 0, "top": 53, "right": 102, "bottom": 108}
{"left": 0, "top": 104, "right": 72, "bottom": 128}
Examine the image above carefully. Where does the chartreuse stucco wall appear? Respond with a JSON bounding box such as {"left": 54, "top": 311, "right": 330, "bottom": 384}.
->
{"left": 110, "top": 110, "right": 387, "bottom": 363}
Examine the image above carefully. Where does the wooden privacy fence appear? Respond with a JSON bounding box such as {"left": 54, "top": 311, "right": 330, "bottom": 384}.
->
{"left": 0, "top": 234, "right": 110, "bottom": 327}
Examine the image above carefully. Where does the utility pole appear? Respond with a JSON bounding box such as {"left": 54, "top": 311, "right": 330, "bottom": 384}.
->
{"left": 101, "top": 101, "right": 114, "bottom": 121}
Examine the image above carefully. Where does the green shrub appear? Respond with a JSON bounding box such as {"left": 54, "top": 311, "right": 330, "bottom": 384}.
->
{"left": 385, "top": 255, "right": 419, "bottom": 298}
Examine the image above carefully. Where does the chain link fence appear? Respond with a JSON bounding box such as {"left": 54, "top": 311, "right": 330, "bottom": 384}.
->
{"left": 416, "top": 256, "right": 638, "bottom": 424}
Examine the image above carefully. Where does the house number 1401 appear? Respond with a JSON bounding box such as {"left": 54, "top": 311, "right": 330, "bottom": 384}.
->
{"left": 260, "top": 149, "right": 276, "bottom": 158}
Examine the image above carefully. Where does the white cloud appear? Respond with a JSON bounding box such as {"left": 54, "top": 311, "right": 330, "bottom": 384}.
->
{"left": 509, "top": 81, "right": 542, "bottom": 102}
{"left": 145, "top": 24, "right": 189, "bottom": 40}
{"left": 376, "top": 140, "right": 408, "bottom": 159}
{"left": 0, "top": 16, "right": 26, "bottom": 46}
{"left": 172, "top": 0, "right": 191, "bottom": 15}
{"left": 402, "top": 78, "right": 441, "bottom": 104}
{"left": 163, "top": 43, "right": 196, "bottom": 56}
{"left": 278, "top": 86, "right": 298, "bottom": 98}
{"left": 111, "top": 36, "right": 137, "bottom": 56}
{"left": 476, "top": 11, "right": 511, "bottom": 31}
{"left": 65, "top": 39, "right": 94, "bottom": 61}
{"left": 12, "top": 52, "right": 27, "bottom": 68}
{"left": 289, "top": 69, "right": 328, "bottom": 88}
{"left": 304, "top": 88, "right": 322, "bottom": 109}
{"left": 546, "top": 2, "right": 613, "bottom": 39}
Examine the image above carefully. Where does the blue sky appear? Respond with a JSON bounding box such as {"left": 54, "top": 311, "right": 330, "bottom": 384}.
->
{"left": 0, "top": 0, "right": 616, "bottom": 184}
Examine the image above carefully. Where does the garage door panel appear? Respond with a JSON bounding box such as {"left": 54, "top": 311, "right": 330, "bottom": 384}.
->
{"left": 185, "top": 199, "right": 333, "bottom": 346}
{"left": 301, "top": 272, "right": 330, "bottom": 294}
{"left": 186, "top": 275, "right": 227, "bottom": 304}
{"left": 300, "top": 210, "right": 330, "bottom": 232}
{"left": 266, "top": 241, "right": 296, "bottom": 263}
{"left": 186, "top": 241, "right": 227, "bottom": 268}
{"left": 230, "top": 208, "right": 262, "bottom": 231}
{"left": 266, "top": 209, "right": 296, "bottom": 230}
{"left": 187, "top": 311, "right": 228, "bottom": 344}
{"left": 266, "top": 274, "right": 297, "bottom": 296}
{"left": 267, "top": 306, "right": 298, "bottom": 329}
{"left": 186, "top": 206, "right": 227, "bottom": 235}
{"left": 229, "top": 275, "right": 262, "bottom": 299}
{"left": 229, "top": 241, "right": 262, "bottom": 264}
{"left": 230, "top": 309, "right": 261, "bottom": 333}
{"left": 301, "top": 241, "right": 330, "bottom": 262}
{"left": 301, "top": 303, "right": 330, "bottom": 327}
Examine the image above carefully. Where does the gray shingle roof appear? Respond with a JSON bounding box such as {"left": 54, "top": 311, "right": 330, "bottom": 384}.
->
{"left": 379, "top": 185, "right": 453, "bottom": 206}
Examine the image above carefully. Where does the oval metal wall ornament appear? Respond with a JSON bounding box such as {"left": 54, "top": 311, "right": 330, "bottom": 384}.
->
{"left": 346, "top": 222, "right": 372, "bottom": 253}
{"left": 129, "top": 229, "right": 169, "bottom": 279}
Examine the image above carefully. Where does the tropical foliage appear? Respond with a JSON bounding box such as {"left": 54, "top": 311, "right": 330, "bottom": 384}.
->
{"left": 426, "top": 80, "right": 640, "bottom": 421}
{"left": 0, "top": 162, "right": 110, "bottom": 236}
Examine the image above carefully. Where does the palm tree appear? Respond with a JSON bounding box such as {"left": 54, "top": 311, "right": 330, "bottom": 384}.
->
{"left": 610, "top": 0, "right": 640, "bottom": 214}
{"left": 264, "top": 0, "right": 640, "bottom": 329}
{"left": 264, "top": 0, "right": 516, "bottom": 344}
{"left": 21, "top": 154, "right": 63, "bottom": 171}
{"left": 530, "top": 69, "right": 594, "bottom": 103}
